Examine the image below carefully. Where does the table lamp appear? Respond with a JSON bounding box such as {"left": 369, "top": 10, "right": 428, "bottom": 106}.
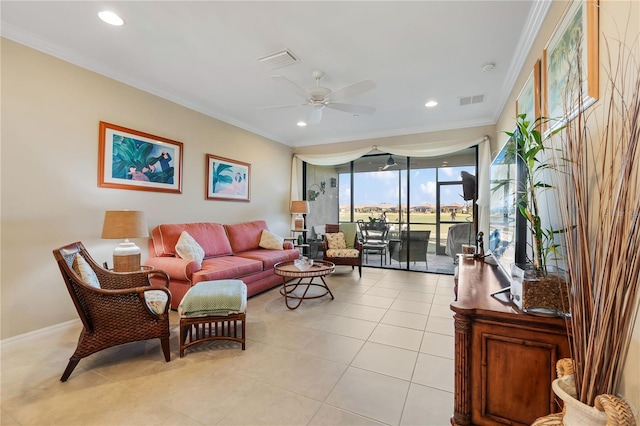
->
{"left": 290, "top": 201, "right": 309, "bottom": 231}
{"left": 101, "top": 210, "right": 149, "bottom": 272}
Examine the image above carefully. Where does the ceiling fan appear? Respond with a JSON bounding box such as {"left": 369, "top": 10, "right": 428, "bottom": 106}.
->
{"left": 382, "top": 154, "right": 397, "bottom": 170}
{"left": 263, "top": 70, "right": 376, "bottom": 124}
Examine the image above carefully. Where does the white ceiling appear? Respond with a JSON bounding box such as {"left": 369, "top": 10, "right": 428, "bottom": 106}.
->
{"left": 1, "top": 1, "right": 549, "bottom": 147}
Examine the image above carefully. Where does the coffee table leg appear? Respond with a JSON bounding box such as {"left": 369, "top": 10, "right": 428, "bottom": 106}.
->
{"left": 320, "top": 276, "right": 334, "bottom": 300}
{"left": 281, "top": 276, "right": 334, "bottom": 310}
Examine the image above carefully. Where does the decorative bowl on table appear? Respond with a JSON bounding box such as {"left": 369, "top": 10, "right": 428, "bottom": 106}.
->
{"left": 294, "top": 256, "right": 314, "bottom": 271}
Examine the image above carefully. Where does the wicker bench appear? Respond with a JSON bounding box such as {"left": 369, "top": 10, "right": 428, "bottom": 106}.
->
{"left": 178, "top": 280, "right": 247, "bottom": 357}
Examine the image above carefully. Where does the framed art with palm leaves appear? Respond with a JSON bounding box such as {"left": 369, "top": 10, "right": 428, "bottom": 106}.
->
{"left": 516, "top": 59, "right": 541, "bottom": 122}
{"left": 98, "top": 122, "right": 183, "bottom": 193}
{"left": 543, "top": 0, "right": 598, "bottom": 132}
{"left": 206, "top": 154, "right": 250, "bottom": 202}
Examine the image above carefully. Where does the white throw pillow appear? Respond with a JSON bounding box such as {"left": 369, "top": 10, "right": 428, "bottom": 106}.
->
{"left": 72, "top": 254, "right": 101, "bottom": 288}
{"left": 175, "top": 231, "right": 205, "bottom": 263}
{"left": 259, "top": 229, "right": 284, "bottom": 250}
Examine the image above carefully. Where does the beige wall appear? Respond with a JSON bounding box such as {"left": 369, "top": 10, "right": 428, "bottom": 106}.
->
{"left": 495, "top": 0, "right": 640, "bottom": 407}
{"left": 1, "top": 38, "right": 293, "bottom": 338}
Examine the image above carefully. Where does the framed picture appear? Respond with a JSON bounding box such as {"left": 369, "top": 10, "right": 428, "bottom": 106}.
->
{"left": 98, "top": 122, "right": 183, "bottom": 193}
{"left": 206, "top": 154, "right": 250, "bottom": 202}
{"left": 516, "top": 59, "right": 541, "bottom": 122}
{"left": 543, "top": 0, "right": 599, "bottom": 130}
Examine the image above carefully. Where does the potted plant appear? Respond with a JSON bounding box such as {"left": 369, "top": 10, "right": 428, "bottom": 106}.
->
{"left": 502, "top": 114, "right": 569, "bottom": 313}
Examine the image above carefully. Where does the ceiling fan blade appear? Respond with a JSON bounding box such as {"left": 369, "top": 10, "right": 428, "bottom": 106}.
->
{"left": 309, "top": 107, "right": 323, "bottom": 124}
{"left": 326, "top": 103, "right": 376, "bottom": 115}
{"left": 328, "top": 80, "right": 376, "bottom": 102}
{"left": 271, "top": 75, "right": 310, "bottom": 99}
{"left": 257, "top": 103, "right": 304, "bottom": 110}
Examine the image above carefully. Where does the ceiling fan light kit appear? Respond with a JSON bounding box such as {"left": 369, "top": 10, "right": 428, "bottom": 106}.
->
{"left": 382, "top": 154, "right": 397, "bottom": 170}
{"left": 265, "top": 70, "right": 376, "bottom": 124}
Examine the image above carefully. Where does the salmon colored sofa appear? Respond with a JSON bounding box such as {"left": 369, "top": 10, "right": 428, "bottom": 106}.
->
{"left": 145, "top": 220, "right": 299, "bottom": 309}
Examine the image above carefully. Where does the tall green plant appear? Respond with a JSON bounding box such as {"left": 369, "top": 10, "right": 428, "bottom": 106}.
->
{"left": 504, "top": 114, "right": 564, "bottom": 272}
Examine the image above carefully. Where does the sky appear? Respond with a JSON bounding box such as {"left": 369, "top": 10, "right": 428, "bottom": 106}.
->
{"left": 339, "top": 166, "right": 475, "bottom": 207}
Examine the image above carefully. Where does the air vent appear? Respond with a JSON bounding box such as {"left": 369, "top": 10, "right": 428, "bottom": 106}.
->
{"left": 458, "top": 94, "right": 485, "bottom": 106}
{"left": 258, "top": 49, "right": 300, "bottom": 69}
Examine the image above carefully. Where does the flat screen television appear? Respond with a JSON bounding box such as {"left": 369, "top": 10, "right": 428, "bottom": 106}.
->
{"left": 488, "top": 135, "right": 526, "bottom": 280}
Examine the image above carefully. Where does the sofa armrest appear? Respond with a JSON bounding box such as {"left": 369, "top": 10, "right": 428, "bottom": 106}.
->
{"left": 145, "top": 257, "right": 201, "bottom": 281}
{"left": 283, "top": 241, "right": 294, "bottom": 250}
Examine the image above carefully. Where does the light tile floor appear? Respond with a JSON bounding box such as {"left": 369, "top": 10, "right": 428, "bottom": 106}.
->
{"left": 1, "top": 267, "right": 456, "bottom": 426}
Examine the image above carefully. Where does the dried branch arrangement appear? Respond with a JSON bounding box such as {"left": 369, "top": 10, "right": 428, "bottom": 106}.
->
{"left": 552, "top": 33, "right": 640, "bottom": 406}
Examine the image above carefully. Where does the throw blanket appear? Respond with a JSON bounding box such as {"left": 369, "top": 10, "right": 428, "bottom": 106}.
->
{"left": 179, "top": 280, "right": 247, "bottom": 318}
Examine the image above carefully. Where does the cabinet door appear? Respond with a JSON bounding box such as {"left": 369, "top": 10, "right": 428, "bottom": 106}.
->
{"left": 471, "top": 321, "right": 569, "bottom": 426}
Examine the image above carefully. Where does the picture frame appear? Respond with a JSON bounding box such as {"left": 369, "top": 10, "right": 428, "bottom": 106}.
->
{"left": 98, "top": 122, "right": 183, "bottom": 193}
{"left": 206, "top": 154, "right": 250, "bottom": 202}
{"left": 516, "top": 59, "right": 541, "bottom": 122}
{"left": 543, "top": 0, "right": 599, "bottom": 130}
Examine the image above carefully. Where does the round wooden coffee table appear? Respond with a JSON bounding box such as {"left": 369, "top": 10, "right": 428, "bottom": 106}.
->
{"left": 274, "top": 260, "right": 335, "bottom": 309}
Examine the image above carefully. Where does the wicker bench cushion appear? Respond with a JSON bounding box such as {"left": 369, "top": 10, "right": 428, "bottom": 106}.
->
{"left": 178, "top": 280, "right": 247, "bottom": 318}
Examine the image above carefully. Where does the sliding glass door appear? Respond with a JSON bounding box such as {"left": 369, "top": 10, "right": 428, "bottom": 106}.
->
{"left": 305, "top": 147, "right": 476, "bottom": 274}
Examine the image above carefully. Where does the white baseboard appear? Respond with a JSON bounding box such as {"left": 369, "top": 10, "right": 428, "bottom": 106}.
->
{"left": 0, "top": 319, "right": 80, "bottom": 347}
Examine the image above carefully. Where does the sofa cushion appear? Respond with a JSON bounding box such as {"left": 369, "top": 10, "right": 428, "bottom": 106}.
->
{"left": 326, "top": 248, "right": 361, "bottom": 258}
{"left": 259, "top": 229, "right": 284, "bottom": 250}
{"left": 151, "top": 223, "right": 232, "bottom": 258}
{"left": 236, "top": 248, "right": 300, "bottom": 269}
{"left": 175, "top": 231, "right": 205, "bottom": 263}
{"left": 192, "top": 256, "right": 263, "bottom": 283}
{"left": 224, "top": 220, "right": 268, "bottom": 254}
{"left": 339, "top": 223, "right": 359, "bottom": 249}
{"left": 326, "top": 232, "right": 347, "bottom": 250}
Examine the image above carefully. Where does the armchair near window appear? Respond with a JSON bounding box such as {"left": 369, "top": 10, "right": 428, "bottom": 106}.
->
{"left": 52, "top": 241, "right": 172, "bottom": 381}
{"left": 389, "top": 230, "right": 431, "bottom": 267}
{"left": 322, "top": 223, "right": 363, "bottom": 277}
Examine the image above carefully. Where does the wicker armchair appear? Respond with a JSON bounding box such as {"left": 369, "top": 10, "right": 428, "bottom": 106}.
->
{"left": 322, "top": 223, "right": 363, "bottom": 277}
{"left": 53, "top": 242, "right": 172, "bottom": 382}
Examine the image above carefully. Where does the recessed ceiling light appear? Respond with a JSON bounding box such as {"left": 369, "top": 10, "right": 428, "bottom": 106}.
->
{"left": 98, "top": 11, "right": 124, "bottom": 26}
{"left": 297, "top": 121, "right": 307, "bottom": 127}
{"left": 425, "top": 100, "right": 438, "bottom": 107}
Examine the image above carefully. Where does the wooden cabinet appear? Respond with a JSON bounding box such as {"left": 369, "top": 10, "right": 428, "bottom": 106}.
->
{"left": 450, "top": 257, "right": 570, "bottom": 426}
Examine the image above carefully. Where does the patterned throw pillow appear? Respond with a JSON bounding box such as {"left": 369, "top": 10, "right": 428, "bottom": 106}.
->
{"left": 326, "top": 232, "right": 347, "bottom": 250}
{"left": 72, "top": 254, "right": 101, "bottom": 288}
{"left": 259, "top": 229, "right": 284, "bottom": 250}
{"left": 144, "top": 290, "right": 168, "bottom": 314}
{"left": 175, "top": 231, "right": 205, "bottom": 263}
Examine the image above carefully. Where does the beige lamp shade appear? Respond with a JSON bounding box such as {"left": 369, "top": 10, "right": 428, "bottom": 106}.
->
{"left": 101, "top": 210, "right": 148, "bottom": 272}
{"left": 101, "top": 210, "right": 149, "bottom": 239}
{"left": 290, "top": 201, "right": 309, "bottom": 215}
